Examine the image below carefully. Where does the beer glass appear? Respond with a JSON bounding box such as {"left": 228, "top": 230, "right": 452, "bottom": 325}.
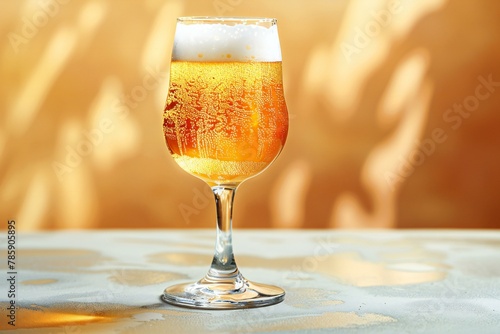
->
{"left": 162, "top": 17, "right": 288, "bottom": 309}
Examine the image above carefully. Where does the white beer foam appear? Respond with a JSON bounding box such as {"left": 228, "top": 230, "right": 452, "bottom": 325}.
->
{"left": 172, "top": 23, "right": 282, "bottom": 62}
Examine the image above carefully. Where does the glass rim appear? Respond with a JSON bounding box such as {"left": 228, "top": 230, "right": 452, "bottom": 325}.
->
{"left": 176, "top": 16, "right": 277, "bottom": 26}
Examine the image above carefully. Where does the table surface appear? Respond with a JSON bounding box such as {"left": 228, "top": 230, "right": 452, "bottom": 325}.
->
{"left": 1, "top": 229, "right": 499, "bottom": 333}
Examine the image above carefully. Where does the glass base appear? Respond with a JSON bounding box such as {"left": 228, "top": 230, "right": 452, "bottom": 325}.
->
{"left": 162, "top": 271, "right": 285, "bottom": 309}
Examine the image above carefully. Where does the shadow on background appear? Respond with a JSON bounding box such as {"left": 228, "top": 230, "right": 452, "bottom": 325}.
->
{"left": 1, "top": 0, "right": 499, "bottom": 230}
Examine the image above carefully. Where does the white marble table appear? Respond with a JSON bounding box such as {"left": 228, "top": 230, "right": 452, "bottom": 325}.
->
{"left": 1, "top": 229, "right": 499, "bottom": 333}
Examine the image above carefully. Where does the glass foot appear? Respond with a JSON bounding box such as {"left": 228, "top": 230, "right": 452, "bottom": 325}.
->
{"left": 162, "top": 271, "right": 285, "bottom": 309}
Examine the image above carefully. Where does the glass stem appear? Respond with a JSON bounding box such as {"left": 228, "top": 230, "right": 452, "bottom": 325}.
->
{"left": 209, "top": 186, "right": 239, "bottom": 277}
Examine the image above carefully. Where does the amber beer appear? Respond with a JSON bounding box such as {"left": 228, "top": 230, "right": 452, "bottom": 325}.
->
{"left": 162, "top": 17, "right": 287, "bottom": 310}
{"left": 163, "top": 60, "right": 288, "bottom": 185}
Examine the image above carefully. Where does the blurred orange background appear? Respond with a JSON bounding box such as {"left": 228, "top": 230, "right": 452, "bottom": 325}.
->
{"left": 1, "top": 0, "right": 499, "bottom": 230}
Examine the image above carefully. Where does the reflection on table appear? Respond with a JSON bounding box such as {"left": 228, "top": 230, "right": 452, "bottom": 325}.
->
{"left": 1, "top": 229, "right": 499, "bottom": 333}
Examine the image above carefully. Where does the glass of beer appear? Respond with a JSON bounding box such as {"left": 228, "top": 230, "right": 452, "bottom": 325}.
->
{"left": 161, "top": 17, "right": 288, "bottom": 309}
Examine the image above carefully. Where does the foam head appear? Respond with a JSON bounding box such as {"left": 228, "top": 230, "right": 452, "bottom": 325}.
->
{"left": 172, "top": 17, "right": 282, "bottom": 62}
